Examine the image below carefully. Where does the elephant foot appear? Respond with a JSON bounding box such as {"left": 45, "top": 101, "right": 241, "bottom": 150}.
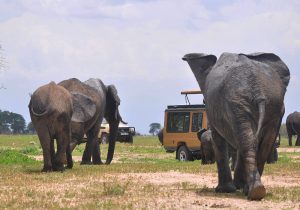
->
{"left": 92, "top": 161, "right": 103, "bottom": 165}
{"left": 65, "top": 162, "right": 73, "bottom": 169}
{"left": 53, "top": 165, "right": 65, "bottom": 172}
{"left": 80, "top": 160, "right": 93, "bottom": 165}
{"left": 41, "top": 166, "right": 52, "bottom": 172}
{"left": 234, "top": 178, "right": 245, "bottom": 190}
{"left": 247, "top": 184, "right": 266, "bottom": 200}
{"left": 215, "top": 182, "right": 236, "bottom": 193}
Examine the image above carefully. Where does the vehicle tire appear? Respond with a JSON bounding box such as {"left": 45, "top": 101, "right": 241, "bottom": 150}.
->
{"left": 127, "top": 135, "right": 133, "bottom": 144}
{"left": 177, "top": 145, "right": 191, "bottom": 161}
{"left": 100, "top": 133, "right": 108, "bottom": 144}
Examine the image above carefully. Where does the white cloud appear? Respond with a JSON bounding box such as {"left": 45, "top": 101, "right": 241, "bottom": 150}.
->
{"left": 0, "top": 0, "right": 299, "bottom": 133}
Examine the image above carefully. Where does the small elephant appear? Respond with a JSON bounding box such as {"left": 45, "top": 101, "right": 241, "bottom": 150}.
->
{"left": 286, "top": 112, "right": 300, "bottom": 146}
{"left": 183, "top": 52, "right": 290, "bottom": 200}
{"left": 157, "top": 128, "right": 163, "bottom": 144}
{"left": 197, "top": 129, "right": 215, "bottom": 164}
{"left": 29, "top": 82, "right": 73, "bottom": 172}
{"left": 58, "top": 78, "right": 125, "bottom": 165}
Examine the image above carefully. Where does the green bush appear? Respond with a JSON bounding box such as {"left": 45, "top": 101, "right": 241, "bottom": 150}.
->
{"left": 0, "top": 149, "right": 37, "bottom": 164}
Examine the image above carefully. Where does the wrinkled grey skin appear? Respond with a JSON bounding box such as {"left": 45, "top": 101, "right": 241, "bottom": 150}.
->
{"left": 183, "top": 52, "right": 290, "bottom": 200}
{"left": 197, "top": 129, "right": 215, "bottom": 164}
{"left": 286, "top": 112, "right": 300, "bottom": 146}
{"left": 58, "top": 78, "right": 125, "bottom": 165}
{"left": 29, "top": 82, "right": 73, "bottom": 172}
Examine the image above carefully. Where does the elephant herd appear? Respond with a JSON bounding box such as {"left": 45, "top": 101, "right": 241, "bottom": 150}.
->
{"left": 29, "top": 78, "right": 126, "bottom": 172}
{"left": 29, "top": 52, "right": 296, "bottom": 201}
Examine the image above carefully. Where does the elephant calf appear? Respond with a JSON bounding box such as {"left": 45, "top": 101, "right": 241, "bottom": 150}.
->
{"left": 197, "top": 129, "right": 215, "bottom": 164}
{"left": 29, "top": 82, "right": 73, "bottom": 172}
{"left": 286, "top": 112, "right": 300, "bottom": 146}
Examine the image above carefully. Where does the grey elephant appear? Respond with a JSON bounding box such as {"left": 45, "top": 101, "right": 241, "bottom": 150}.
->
{"left": 286, "top": 112, "right": 300, "bottom": 146}
{"left": 29, "top": 82, "right": 74, "bottom": 172}
{"left": 183, "top": 52, "right": 290, "bottom": 200}
{"left": 158, "top": 128, "right": 163, "bottom": 144}
{"left": 197, "top": 129, "right": 215, "bottom": 164}
{"left": 58, "top": 78, "right": 125, "bottom": 165}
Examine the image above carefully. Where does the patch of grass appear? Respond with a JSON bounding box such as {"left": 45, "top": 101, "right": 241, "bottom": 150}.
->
{"left": 0, "top": 135, "right": 39, "bottom": 148}
{"left": 266, "top": 186, "right": 300, "bottom": 202}
{"left": 19, "top": 145, "right": 40, "bottom": 155}
{"left": 0, "top": 149, "right": 37, "bottom": 164}
{"left": 102, "top": 181, "right": 130, "bottom": 196}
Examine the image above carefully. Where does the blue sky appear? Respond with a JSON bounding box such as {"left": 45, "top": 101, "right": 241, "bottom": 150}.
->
{"left": 0, "top": 0, "right": 299, "bottom": 134}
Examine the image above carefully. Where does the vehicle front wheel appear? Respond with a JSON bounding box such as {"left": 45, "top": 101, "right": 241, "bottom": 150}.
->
{"left": 177, "top": 145, "right": 191, "bottom": 161}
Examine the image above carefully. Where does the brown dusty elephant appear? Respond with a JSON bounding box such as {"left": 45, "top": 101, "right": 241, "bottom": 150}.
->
{"left": 29, "top": 82, "right": 73, "bottom": 172}
{"left": 58, "top": 78, "right": 125, "bottom": 164}
{"left": 183, "top": 52, "right": 290, "bottom": 200}
{"left": 286, "top": 112, "right": 300, "bottom": 146}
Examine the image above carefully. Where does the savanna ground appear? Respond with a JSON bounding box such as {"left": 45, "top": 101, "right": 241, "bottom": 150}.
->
{"left": 0, "top": 135, "right": 300, "bottom": 209}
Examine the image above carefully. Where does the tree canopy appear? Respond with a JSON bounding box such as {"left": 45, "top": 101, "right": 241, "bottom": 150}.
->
{"left": 149, "top": 123, "right": 161, "bottom": 136}
{"left": 0, "top": 110, "right": 26, "bottom": 134}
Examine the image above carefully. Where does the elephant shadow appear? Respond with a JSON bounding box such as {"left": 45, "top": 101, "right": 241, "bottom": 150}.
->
{"left": 195, "top": 186, "right": 244, "bottom": 199}
{"left": 195, "top": 186, "right": 273, "bottom": 200}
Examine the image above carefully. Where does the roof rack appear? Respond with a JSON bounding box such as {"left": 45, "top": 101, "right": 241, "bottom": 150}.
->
{"left": 167, "top": 104, "right": 205, "bottom": 109}
{"left": 180, "top": 90, "right": 203, "bottom": 95}
{"left": 181, "top": 90, "right": 203, "bottom": 105}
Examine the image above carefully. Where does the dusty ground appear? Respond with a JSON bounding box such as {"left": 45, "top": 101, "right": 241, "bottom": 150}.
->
{"left": 30, "top": 153, "right": 300, "bottom": 209}
{"left": 112, "top": 172, "right": 299, "bottom": 210}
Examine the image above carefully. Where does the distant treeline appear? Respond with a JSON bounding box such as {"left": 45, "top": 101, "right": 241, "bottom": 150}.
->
{"left": 0, "top": 110, "right": 35, "bottom": 134}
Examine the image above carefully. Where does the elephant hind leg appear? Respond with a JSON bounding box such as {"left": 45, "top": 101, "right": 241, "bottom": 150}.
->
{"left": 36, "top": 126, "right": 53, "bottom": 172}
{"left": 53, "top": 123, "right": 71, "bottom": 172}
{"left": 211, "top": 129, "right": 236, "bottom": 193}
{"left": 237, "top": 121, "right": 265, "bottom": 200}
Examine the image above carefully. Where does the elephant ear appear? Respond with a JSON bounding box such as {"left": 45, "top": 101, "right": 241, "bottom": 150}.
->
{"left": 241, "top": 53, "right": 290, "bottom": 88}
{"left": 71, "top": 91, "right": 97, "bottom": 123}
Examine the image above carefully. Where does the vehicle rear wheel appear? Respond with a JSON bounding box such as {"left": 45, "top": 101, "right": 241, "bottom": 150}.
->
{"left": 100, "top": 133, "right": 108, "bottom": 144}
{"left": 177, "top": 145, "right": 191, "bottom": 161}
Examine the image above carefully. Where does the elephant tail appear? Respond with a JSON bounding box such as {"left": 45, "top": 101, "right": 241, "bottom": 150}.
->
{"left": 256, "top": 99, "right": 266, "bottom": 141}
{"left": 30, "top": 105, "right": 49, "bottom": 117}
{"left": 29, "top": 99, "right": 50, "bottom": 117}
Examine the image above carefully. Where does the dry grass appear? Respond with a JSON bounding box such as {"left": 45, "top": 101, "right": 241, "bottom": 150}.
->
{"left": 1, "top": 135, "right": 300, "bottom": 209}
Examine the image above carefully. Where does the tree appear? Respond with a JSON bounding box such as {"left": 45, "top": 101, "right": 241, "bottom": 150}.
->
{"left": 0, "top": 110, "right": 26, "bottom": 134}
{"left": 149, "top": 123, "right": 161, "bottom": 136}
{"left": 10, "top": 113, "right": 26, "bottom": 134}
{"left": 26, "top": 122, "right": 36, "bottom": 134}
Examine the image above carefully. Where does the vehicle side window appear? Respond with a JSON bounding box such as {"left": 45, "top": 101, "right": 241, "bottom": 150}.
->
{"left": 167, "top": 112, "right": 190, "bottom": 133}
{"left": 192, "top": 112, "right": 203, "bottom": 132}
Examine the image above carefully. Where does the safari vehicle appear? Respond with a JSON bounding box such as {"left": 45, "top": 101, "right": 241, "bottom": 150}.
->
{"left": 99, "top": 120, "right": 135, "bottom": 144}
{"left": 161, "top": 90, "right": 208, "bottom": 161}
{"left": 83, "top": 120, "right": 135, "bottom": 144}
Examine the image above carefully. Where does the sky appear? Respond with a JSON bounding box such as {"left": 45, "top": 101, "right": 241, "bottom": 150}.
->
{"left": 0, "top": 0, "right": 299, "bottom": 134}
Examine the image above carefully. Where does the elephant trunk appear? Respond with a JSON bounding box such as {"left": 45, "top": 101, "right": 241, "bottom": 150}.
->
{"left": 105, "top": 119, "right": 119, "bottom": 164}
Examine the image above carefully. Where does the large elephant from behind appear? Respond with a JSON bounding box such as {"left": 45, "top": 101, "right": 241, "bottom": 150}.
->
{"left": 286, "top": 112, "right": 300, "bottom": 146}
{"left": 183, "top": 52, "right": 290, "bottom": 200}
{"left": 58, "top": 78, "right": 125, "bottom": 164}
{"left": 29, "top": 82, "right": 74, "bottom": 172}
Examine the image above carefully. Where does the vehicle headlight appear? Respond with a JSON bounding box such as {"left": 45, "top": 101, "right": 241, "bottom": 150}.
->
{"left": 129, "top": 128, "right": 135, "bottom": 132}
